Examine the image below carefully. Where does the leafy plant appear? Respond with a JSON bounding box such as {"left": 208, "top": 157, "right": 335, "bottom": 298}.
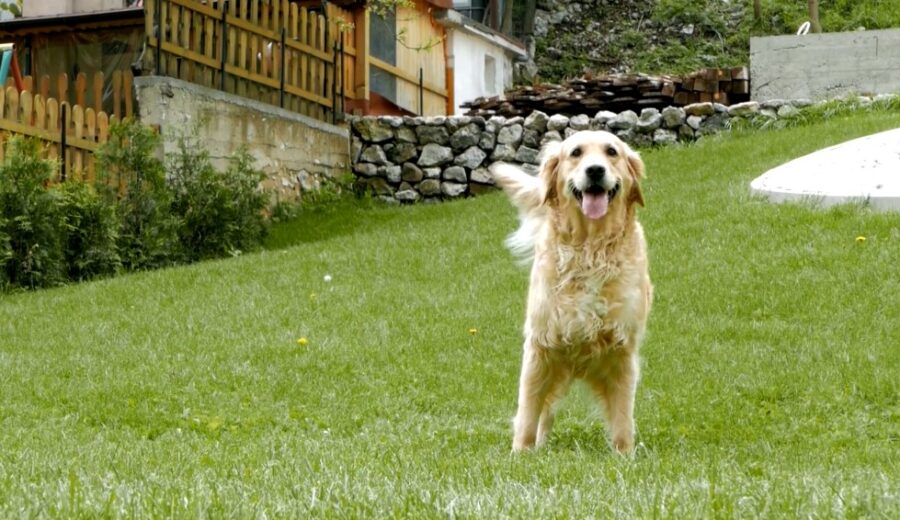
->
{"left": 95, "top": 119, "right": 181, "bottom": 270}
{"left": 0, "top": 215, "right": 10, "bottom": 288}
{"left": 57, "top": 181, "right": 120, "bottom": 281}
{"left": 0, "top": 137, "right": 66, "bottom": 289}
{"left": 0, "top": 0, "right": 22, "bottom": 18}
{"left": 168, "top": 135, "right": 268, "bottom": 261}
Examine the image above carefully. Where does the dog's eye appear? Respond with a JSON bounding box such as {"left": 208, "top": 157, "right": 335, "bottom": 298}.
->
{"left": 571, "top": 147, "right": 582, "bottom": 158}
{"left": 607, "top": 146, "right": 618, "bottom": 157}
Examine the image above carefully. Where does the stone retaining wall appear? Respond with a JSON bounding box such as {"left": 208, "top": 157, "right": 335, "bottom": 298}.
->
{"left": 350, "top": 99, "right": 811, "bottom": 203}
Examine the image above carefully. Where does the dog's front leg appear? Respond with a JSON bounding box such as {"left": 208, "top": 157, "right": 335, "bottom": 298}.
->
{"left": 512, "top": 345, "right": 551, "bottom": 452}
{"left": 594, "top": 351, "right": 639, "bottom": 454}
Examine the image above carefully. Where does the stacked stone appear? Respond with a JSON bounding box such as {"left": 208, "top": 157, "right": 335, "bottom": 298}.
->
{"left": 349, "top": 99, "right": 809, "bottom": 203}
{"left": 350, "top": 114, "right": 545, "bottom": 204}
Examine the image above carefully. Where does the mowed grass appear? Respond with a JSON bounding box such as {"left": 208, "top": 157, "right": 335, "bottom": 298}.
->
{"left": 2, "top": 112, "right": 899, "bottom": 518}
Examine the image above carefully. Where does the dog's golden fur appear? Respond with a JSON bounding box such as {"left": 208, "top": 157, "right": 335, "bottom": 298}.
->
{"left": 491, "top": 130, "right": 652, "bottom": 454}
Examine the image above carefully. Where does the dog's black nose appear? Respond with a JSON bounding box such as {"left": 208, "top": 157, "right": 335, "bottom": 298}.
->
{"left": 586, "top": 165, "right": 606, "bottom": 182}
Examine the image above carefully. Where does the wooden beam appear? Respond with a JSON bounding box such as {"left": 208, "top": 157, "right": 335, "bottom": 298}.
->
{"left": 353, "top": 7, "right": 369, "bottom": 102}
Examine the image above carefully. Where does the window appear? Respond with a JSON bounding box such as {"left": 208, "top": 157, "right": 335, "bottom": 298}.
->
{"left": 454, "top": 0, "right": 488, "bottom": 24}
{"left": 484, "top": 54, "right": 497, "bottom": 95}
{"left": 370, "top": 9, "right": 397, "bottom": 103}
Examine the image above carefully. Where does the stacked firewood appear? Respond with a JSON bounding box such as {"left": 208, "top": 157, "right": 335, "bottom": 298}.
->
{"left": 675, "top": 67, "right": 750, "bottom": 105}
{"left": 461, "top": 67, "right": 750, "bottom": 118}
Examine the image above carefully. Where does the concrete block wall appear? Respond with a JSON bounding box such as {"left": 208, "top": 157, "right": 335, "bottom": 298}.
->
{"left": 751, "top": 29, "right": 900, "bottom": 101}
{"left": 134, "top": 77, "right": 350, "bottom": 204}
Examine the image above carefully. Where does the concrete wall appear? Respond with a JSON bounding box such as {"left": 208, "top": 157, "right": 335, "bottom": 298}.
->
{"left": 751, "top": 29, "right": 900, "bottom": 101}
{"left": 134, "top": 76, "right": 349, "bottom": 202}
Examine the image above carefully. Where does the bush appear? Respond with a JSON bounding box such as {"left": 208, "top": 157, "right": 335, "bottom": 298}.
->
{"left": 95, "top": 119, "right": 181, "bottom": 270}
{"left": 168, "top": 136, "right": 268, "bottom": 261}
{"left": 0, "top": 215, "right": 10, "bottom": 287}
{"left": 1, "top": 119, "right": 275, "bottom": 291}
{"left": 57, "top": 181, "right": 120, "bottom": 281}
{"left": 0, "top": 137, "right": 66, "bottom": 289}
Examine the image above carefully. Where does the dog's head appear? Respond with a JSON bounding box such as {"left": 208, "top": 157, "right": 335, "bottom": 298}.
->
{"left": 539, "top": 131, "right": 645, "bottom": 227}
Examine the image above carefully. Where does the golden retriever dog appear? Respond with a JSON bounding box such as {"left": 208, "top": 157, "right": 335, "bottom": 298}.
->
{"left": 491, "top": 130, "right": 652, "bottom": 454}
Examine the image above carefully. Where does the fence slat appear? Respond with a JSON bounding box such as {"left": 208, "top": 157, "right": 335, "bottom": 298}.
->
{"left": 92, "top": 71, "right": 103, "bottom": 114}
{"left": 204, "top": 9, "right": 215, "bottom": 88}
{"left": 34, "top": 94, "right": 46, "bottom": 130}
{"left": 237, "top": 0, "right": 249, "bottom": 98}
{"left": 20, "top": 90, "right": 32, "bottom": 125}
{"left": 73, "top": 105, "right": 85, "bottom": 178}
{"left": 86, "top": 108, "right": 97, "bottom": 179}
{"left": 301, "top": 7, "right": 310, "bottom": 117}
{"left": 112, "top": 70, "right": 122, "bottom": 120}
{"left": 57, "top": 73, "right": 68, "bottom": 107}
{"left": 8, "top": 87, "right": 19, "bottom": 123}
{"left": 124, "top": 70, "right": 134, "bottom": 118}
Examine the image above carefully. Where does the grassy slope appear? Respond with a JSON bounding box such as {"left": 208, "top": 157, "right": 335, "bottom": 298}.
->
{"left": 1, "top": 113, "right": 899, "bottom": 517}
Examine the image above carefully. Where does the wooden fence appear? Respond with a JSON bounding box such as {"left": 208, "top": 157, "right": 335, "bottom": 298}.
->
{"left": 5, "top": 70, "right": 134, "bottom": 121}
{"left": 0, "top": 86, "right": 114, "bottom": 181}
{"left": 144, "top": 0, "right": 356, "bottom": 122}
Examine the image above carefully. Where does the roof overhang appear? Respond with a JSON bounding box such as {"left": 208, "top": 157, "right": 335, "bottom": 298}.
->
{"left": 0, "top": 7, "right": 144, "bottom": 33}
{"left": 433, "top": 9, "right": 527, "bottom": 59}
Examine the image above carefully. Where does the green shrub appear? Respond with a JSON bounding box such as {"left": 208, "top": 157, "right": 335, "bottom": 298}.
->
{"left": 57, "top": 181, "right": 120, "bottom": 281}
{"left": 168, "top": 136, "right": 268, "bottom": 261}
{"left": 0, "top": 137, "right": 66, "bottom": 289}
{"left": 95, "top": 119, "right": 181, "bottom": 270}
{"left": 0, "top": 216, "right": 10, "bottom": 287}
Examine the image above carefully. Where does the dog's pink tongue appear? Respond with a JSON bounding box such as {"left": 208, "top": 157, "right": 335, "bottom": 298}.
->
{"left": 581, "top": 193, "right": 608, "bottom": 220}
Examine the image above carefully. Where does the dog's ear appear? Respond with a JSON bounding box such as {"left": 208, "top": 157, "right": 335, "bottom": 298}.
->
{"left": 538, "top": 139, "right": 563, "bottom": 205}
{"left": 624, "top": 143, "right": 646, "bottom": 207}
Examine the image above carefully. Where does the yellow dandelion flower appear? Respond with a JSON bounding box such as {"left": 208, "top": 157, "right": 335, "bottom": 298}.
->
{"left": 297, "top": 337, "right": 309, "bottom": 346}
{"left": 855, "top": 236, "right": 866, "bottom": 243}
{"left": 468, "top": 328, "right": 478, "bottom": 335}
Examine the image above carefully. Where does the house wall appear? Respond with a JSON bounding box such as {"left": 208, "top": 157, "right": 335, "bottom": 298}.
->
{"left": 395, "top": 1, "right": 449, "bottom": 115}
{"left": 751, "top": 29, "right": 900, "bottom": 101}
{"left": 23, "top": 0, "right": 127, "bottom": 17}
{"left": 134, "top": 76, "right": 350, "bottom": 204}
{"left": 448, "top": 29, "right": 514, "bottom": 114}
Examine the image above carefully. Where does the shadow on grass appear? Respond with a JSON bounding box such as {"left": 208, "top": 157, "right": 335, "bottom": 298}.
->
{"left": 263, "top": 194, "right": 497, "bottom": 251}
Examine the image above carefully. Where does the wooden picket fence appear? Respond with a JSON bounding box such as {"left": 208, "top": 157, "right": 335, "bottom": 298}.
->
{"left": 4, "top": 70, "right": 134, "bottom": 121}
{"left": 0, "top": 86, "right": 115, "bottom": 181}
{"left": 144, "top": 0, "right": 356, "bottom": 122}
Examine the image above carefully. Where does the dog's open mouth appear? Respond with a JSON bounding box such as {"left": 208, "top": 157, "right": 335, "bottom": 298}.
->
{"left": 571, "top": 181, "right": 620, "bottom": 220}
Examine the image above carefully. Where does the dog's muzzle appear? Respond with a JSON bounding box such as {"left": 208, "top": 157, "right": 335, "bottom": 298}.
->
{"left": 569, "top": 180, "right": 620, "bottom": 220}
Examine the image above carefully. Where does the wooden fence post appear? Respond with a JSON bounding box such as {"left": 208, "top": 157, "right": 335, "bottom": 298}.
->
{"left": 219, "top": 1, "right": 228, "bottom": 91}
{"left": 60, "top": 103, "right": 67, "bottom": 182}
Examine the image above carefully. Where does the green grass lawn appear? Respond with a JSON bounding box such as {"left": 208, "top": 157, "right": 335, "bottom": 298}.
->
{"left": 2, "top": 112, "right": 899, "bottom": 517}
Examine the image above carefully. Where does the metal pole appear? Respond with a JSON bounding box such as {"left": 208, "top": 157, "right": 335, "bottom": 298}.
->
{"left": 279, "top": 27, "right": 286, "bottom": 108}
{"left": 419, "top": 67, "right": 424, "bottom": 116}
{"left": 219, "top": 1, "right": 228, "bottom": 91}
{"left": 60, "top": 104, "right": 67, "bottom": 182}
{"left": 155, "top": 0, "right": 162, "bottom": 75}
